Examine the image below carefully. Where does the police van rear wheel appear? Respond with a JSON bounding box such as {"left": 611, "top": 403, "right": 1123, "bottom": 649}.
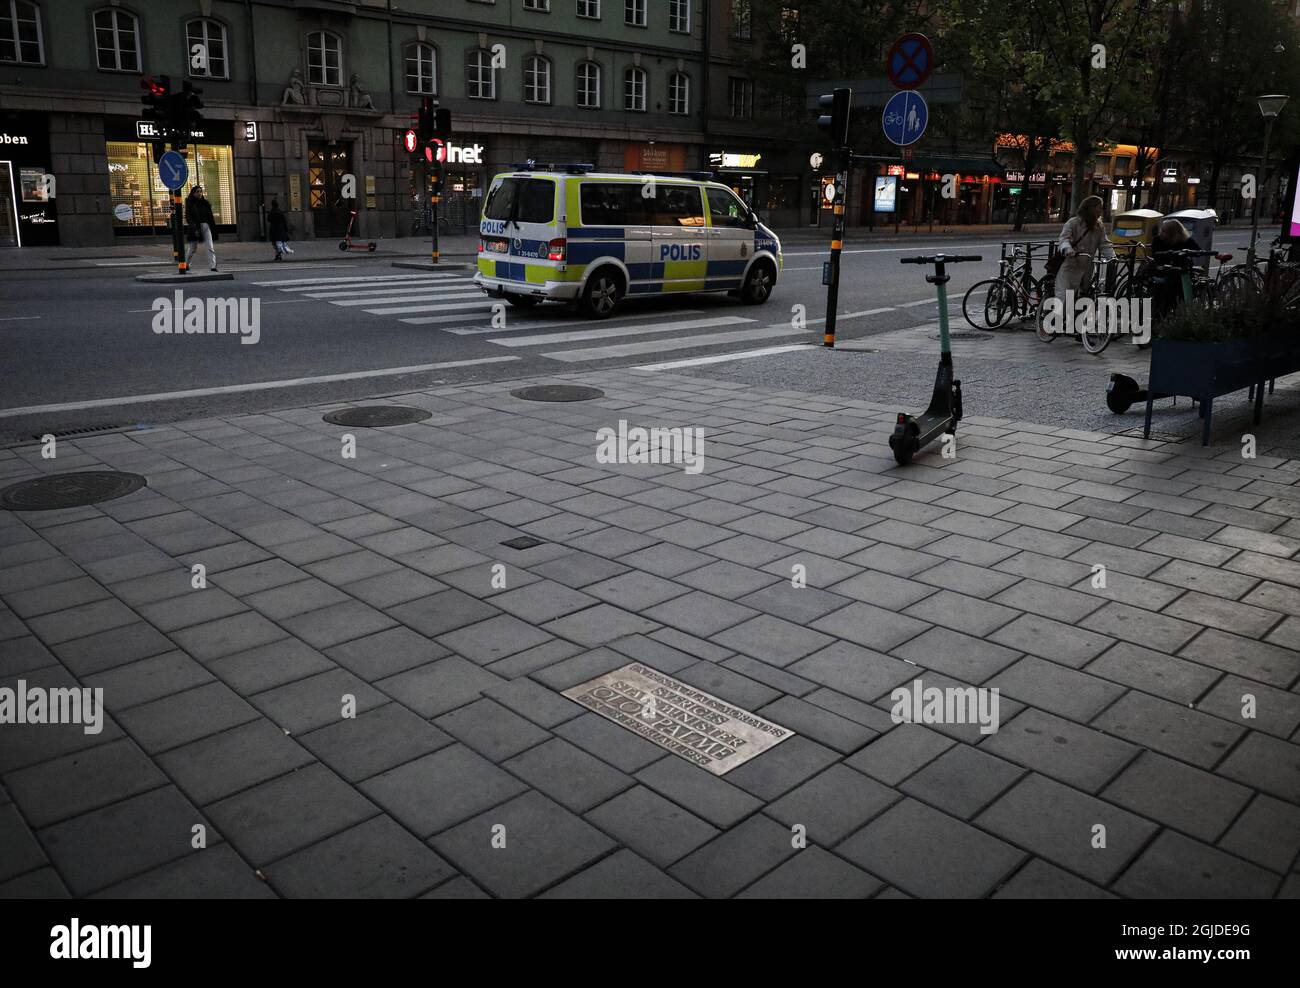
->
{"left": 582, "top": 269, "right": 624, "bottom": 319}
{"left": 741, "top": 262, "right": 775, "bottom": 304}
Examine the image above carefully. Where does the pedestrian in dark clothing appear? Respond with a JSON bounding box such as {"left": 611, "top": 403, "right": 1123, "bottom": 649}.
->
{"left": 1145, "top": 219, "right": 1202, "bottom": 320}
{"left": 267, "top": 200, "right": 293, "bottom": 261}
{"left": 184, "top": 185, "right": 219, "bottom": 271}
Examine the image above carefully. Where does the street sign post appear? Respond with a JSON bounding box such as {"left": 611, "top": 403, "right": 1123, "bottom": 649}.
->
{"left": 158, "top": 151, "right": 188, "bottom": 190}
{"left": 158, "top": 150, "right": 189, "bottom": 275}
{"left": 882, "top": 90, "right": 928, "bottom": 146}
{"left": 886, "top": 33, "right": 934, "bottom": 90}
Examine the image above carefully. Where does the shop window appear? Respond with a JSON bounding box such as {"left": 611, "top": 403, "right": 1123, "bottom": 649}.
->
{"left": 668, "top": 71, "right": 689, "bottom": 115}
{"left": 0, "top": 0, "right": 43, "bottom": 65}
{"left": 576, "top": 61, "right": 601, "bottom": 108}
{"left": 467, "top": 48, "right": 496, "bottom": 100}
{"left": 405, "top": 42, "right": 436, "bottom": 94}
{"left": 523, "top": 54, "right": 551, "bottom": 104}
{"left": 624, "top": 66, "right": 646, "bottom": 112}
{"left": 669, "top": 0, "right": 690, "bottom": 33}
{"left": 93, "top": 8, "right": 140, "bottom": 72}
{"left": 625, "top": 0, "right": 646, "bottom": 27}
{"left": 577, "top": 0, "right": 600, "bottom": 18}
{"left": 307, "top": 31, "right": 341, "bottom": 87}
{"left": 728, "top": 77, "right": 753, "bottom": 118}
{"left": 186, "top": 18, "right": 227, "bottom": 79}
{"left": 107, "top": 141, "right": 235, "bottom": 232}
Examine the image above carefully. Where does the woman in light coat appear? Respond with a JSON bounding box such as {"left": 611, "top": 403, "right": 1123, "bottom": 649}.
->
{"left": 1054, "top": 195, "right": 1116, "bottom": 303}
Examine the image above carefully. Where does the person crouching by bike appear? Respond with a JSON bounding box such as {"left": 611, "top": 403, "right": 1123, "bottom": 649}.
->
{"left": 1145, "top": 219, "right": 1201, "bottom": 321}
{"left": 1053, "top": 195, "right": 1116, "bottom": 308}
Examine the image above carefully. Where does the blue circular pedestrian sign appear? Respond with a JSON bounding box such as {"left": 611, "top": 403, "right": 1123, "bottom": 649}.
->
{"left": 882, "top": 90, "right": 928, "bottom": 147}
{"left": 158, "top": 150, "right": 188, "bottom": 191}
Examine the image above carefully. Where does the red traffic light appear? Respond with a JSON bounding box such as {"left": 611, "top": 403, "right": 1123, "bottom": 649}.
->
{"left": 425, "top": 137, "right": 445, "bottom": 163}
{"left": 403, "top": 129, "right": 418, "bottom": 153}
{"left": 140, "top": 75, "right": 168, "bottom": 97}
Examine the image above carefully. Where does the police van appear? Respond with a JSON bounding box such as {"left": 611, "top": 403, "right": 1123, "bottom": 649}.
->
{"left": 473, "top": 164, "right": 783, "bottom": 318}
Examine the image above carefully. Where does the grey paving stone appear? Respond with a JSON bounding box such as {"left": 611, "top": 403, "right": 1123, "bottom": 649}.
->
{"left": 51, "top": 621, "right": 177, "bottom": 677}
{"left": 900, "top": 743, "right": 1025, "bottom": 820}
{"left": 6, "top": 737, "right": 166, "bottom": 829}
{"left": 1101, "top": 750, "right": 1252, "bottom": 843}
{"left": 1094, "top": 691, "right": 1245, "bottom": 770}
{"left": 251, "top": 667, "right": 388, "bottom": 735}
{"left": 432, "top": 614, "right": 552, "bottom": 666}
{"left": 431, "top": 790, "right": 616, "bottom": 898}
{"left": 809, "top": 601, "right": 929, "bottom": 653}
{"left": 303, "top": 549, "right": 403, "bottom": 587}
{"left": 1215, "top": 732, "right": 1300, "bottom": 804}
{"left": 540, "top": 848, "right": 698, "bottom": 899}
{"left": 837, "top": 798, "right": 1024, "bottom": 898}
{"left": 644, "top": 590, "right": 757, "bottom": 637}
{"left": 377, "top": 656, "right": 505, "bottom": 719}
{"left": 844, "top": 724, "right": 954, "bottom": 786}
{"left": 0, "top": 803, "right": 46, "bottom": 883}
{"left": 975, "top": 772, "right": 1157, "bottom": 886}
{"left": 673, "top": 660, "right": 781, "bottom": 713}
{"left": 756, "top": 695, "right": 874, "bottom": 754}
{"left": 987, "top": 656, "right": 1125, "bottom": 722}
{"left": 634, "top": 755, "right": 762, "bottom": 828}
{"left": 1196, "top": 675, "right": 1300, "bottom": 740}
{"left": 584, "top": 785, "right": 719, "bottom": 867}
{"left": 668, "top": 812, "right": 797, "bottom": 898}
{"left": 982, "top": 707, "right": 1139, "bottom": 793}
{"left": 488, "top": 580, "right": 600, "bottom": 625}
{"left": 0, "top": 634, "right": 53, "bottom": 678}
{"left": 420, "top": 875, "right": 490, "bottom": 899}
{"left": 789, "top": 640, "right": 917, "bottom": 705}
{"left": 554, "top": 712, "right": 670, "bottom": 774}
{"left": 84, "top": 651, "right": 213, "bottom": 711}
{"left": 710, "top": 614, "right": 834, "bottom": 669}
{"left": 765, "top": 763, "right": 899, "bottom": 845}
{"left": 1217, "top": 794, "right": 1300, "bottom": 874}
{"left": 988, "top": 612, "right": 1114, "bottom": 669}
{"left": 720, "top": 735, "right": 839, "bottom": 801}
{"left": 211, "top": 558, "right": 307, "bottom": 596}
{"left": 827, "top": 568, "right": 937, "bottom": 611}
{"left": 105, "top": 567, "right": 196, "bottom": 607}
{"left": 1163, "top": 591, "right": 1283, "bottom": 639}
{"left": 739, "top": 846, "right": 882, "bottom": 899}
{"left": 117, "top": 681, "right": 261, "bottom": 755}
{"left": 39, "top": 786, "right": 212, "bottom": 896}
{"left": 280, "top": 599, "right": 397, "bottom": 650}
{"left": 648, "top": 626, "right": 734, "bottom": 662}
{"left": 327, "top": 625, "right": 449, "bottom": 682}
{"left": 892, "top": 626, "right": 1022, "bottom": 682}
{"left": 1, "top": 866, "right": 71, "bottom": 898}
{"left": 486, "top": 637, "right": 586, "bottom": 678}
{"left": 1079, "top": 601, "right": 1201, "bottom": 653}
{"left": 483, "top": 677, "right": 584, "bottom": 730}
{"left": 1083, "top": 641, "right": 1219, "bottom": 705}
{"left": 435, "top": 698, "right": 550, "bottom": 762}
{"left": 297, "top": 702, "right": 452, "bottom": 783}
{"left": 507, "top": 738, "right": 635, "bottom": 810}
{"left": 88, "top": 843, "right": 272, "bottom": 899}
{"left": 206, "top": 636, "right": 334, "bottom": 695}
{"left": 1149, "top": 558, "right": 1259, "bottom": 599}
{"left": 156, "top": 718, "right": 316, "bottom": 806}
{"left": 901, "top": 589, "right": 1019, "bottom": 638}
{"left": 28, "top": 597, "right": 141, "bottom": 645}
{"left": 170, "top": 610, "right": 289, "bottom": 662}
{"left": 4, "top": 576, "right": 108, "bottom": 619}
{"left": 541, "top": 603, "right": 659, "bottom": 647}
{"left": 138, "top": 590, "right": 249, "bottom": 635}
{"left": 340, "top": 567, "right": 448, "bottom": 609}
{"left": 915, "top": 559, "right": 1021, "bottom": 599}
{"left": 608, "top": 633, "right": 712, "bottom": 675}
{"left": 675, "top": 559, "right": 777, "bottom": 599}
{"left": 1178, "top": 628, "right": 1300, "bottom": 687}
{"left": 586, "top": 571, "right": 692, "bottom": 610}
{"left": 1113, "top": 830, "right": 1280, "bottom": 898}
{"left": 266, "top": 814, "right": 454, "bottom": 899}
{"left": 529, "top": 550, "right": 631, "bottom": 588}
{"left": 991, "top": 858, "right": 1114, "bottom": 899}
{"left": 388, "top": 588, "right": 501, "bottom": 639}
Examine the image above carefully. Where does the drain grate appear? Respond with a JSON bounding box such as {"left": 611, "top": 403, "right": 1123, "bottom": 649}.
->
{"left": 0, "top": 471, "right": 147, "bottom": 511}
{"left": 501, "top": 535, "right": 545, "bottom": 550}
{"left": 322, "top": 405, "right": 432, "bottom": 428}
{"left": 929, "top": 331, "right": 991, "bottom": 342}
{"left": 31, "top": 424, "right": 131, "bottom": 441}
{"left": 511, "top": 385, "right": 605, "bottom": 402}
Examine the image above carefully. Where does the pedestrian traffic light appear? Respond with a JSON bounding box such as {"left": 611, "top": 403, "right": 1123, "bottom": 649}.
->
{"left": 140, "top": 75, "right": 170, "bottom": 132}
{"left": 424, "top": 137, "right": 444, "bottom": 165}
{"left": 403, "top": 128, "right": 418, "bottom": 154}
{"left": 432, "top": 107, "right": 451, "bottom": 139}
{"left": 173, "top": 81, "right": 204, "bottom": 142}
{"left": 817, "top": 87, "right": 852, "bottom": 149}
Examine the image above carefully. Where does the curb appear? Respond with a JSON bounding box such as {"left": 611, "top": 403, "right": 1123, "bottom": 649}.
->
{"left": 134, "top": 271, "right": 235, "bottom": 283}
{"left": 391, "top": 260, "right": 474, "bottom": 272}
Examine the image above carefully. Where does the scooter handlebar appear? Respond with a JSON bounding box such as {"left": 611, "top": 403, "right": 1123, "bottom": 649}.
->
{"left": 900, "top": 254, "right": 983, "bottom": 264}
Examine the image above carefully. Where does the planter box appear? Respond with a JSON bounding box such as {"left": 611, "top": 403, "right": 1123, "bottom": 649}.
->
{"left": 1145, "top": 331, "right": 1300, "bottom": 445}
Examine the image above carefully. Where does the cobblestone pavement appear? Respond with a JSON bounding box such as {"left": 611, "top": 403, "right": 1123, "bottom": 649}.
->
{"left": 2, "top": 359, "right": 1299, "bottom": 899}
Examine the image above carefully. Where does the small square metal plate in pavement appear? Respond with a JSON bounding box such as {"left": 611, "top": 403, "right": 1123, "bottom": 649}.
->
{"left": 501, "top": 535, "right": 545, "bottom": 550}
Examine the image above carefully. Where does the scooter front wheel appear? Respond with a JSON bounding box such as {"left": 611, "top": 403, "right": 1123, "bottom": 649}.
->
{"left": 338, "top": 241, "right": 349, "bottom": 252}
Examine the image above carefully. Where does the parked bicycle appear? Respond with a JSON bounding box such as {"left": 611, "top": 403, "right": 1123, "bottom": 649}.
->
{"left": 963, "top": 241, "right": 1051, "bottom": 330}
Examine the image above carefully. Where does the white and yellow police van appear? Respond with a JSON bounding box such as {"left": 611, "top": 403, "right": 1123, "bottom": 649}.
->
{"left": 473, "top": 164, "right": 783, "bottom": 318}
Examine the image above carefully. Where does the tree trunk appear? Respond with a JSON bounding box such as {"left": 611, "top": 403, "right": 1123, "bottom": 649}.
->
{"left": 1071, "top": 151, "right": 1089, "bottom": 215}
{"left": 1206, "top": 157, "right": 1224, "bottom": 216}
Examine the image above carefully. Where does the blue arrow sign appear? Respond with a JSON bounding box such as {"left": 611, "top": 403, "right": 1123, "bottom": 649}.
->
{"left": 158, "top": 151, "right": 189, "bottom": 191}
{"left": 882, "top": 90, "right": 928, "bottom": 147}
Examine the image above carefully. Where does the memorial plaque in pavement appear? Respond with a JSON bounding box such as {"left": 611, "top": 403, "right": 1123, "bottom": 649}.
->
{"left": 562, "top": 663, "right": 793, "bottom": 776}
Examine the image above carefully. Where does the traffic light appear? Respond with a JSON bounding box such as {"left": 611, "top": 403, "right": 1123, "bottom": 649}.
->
{"left": 817, "top": 87, "right": 852, "bottom": 149}
{"left": 403, "top": 128, "right": 418, "bottom": 154}
{"left": 140, "top": 74, "right": 170, "bottom": 133}
{"left": 417, "top": 97, "right": 434, "bottom": 146}
{"left": 168, "top": 80, "right": 203, "bottom": 146}
{"left": 432, "top": 107, "right": 451, "bottom": 139}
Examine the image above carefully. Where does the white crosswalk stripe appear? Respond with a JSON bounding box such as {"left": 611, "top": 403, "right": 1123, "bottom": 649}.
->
{"left": 330, "top": 292, "right": 486, "bottom": 306}
{"left": 543, "top": 324, "right": 808, "bottom": 363}
{"left": 489, "top": 316, "right": 755, "bottom": 347}
{"left": 438, "top": 309, "right": 707, "bottom": 335}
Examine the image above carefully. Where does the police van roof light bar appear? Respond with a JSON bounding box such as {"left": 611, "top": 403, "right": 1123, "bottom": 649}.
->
{"left": 509, "top": 161, "right": 596, "bottom": 173}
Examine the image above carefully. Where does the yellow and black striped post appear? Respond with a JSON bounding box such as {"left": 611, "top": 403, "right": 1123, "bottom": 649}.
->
{"left": 824, "top": 152, "right": 850, "bottom": 347}
{"left": 170, "top": 154, "right": 187, "bottom": 274}
{"left": 430, "top": 192, "right": 440, "bottom": 264}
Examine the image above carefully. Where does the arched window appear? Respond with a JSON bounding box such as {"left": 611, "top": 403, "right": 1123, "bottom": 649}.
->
{"left": 405, "top": 41, "right": 436, "bottom": 94}
{"left": 575, "top": 61, "right": 601, "bottom": 109}
{"left": 0, "top": 0, "right": 43, "bottom": 65}
{"left": 523, "top": 53, "right": 551, "bottom": 104}
{"left": 668, "top": 71, "right": 689, "bottom": 115}
{"left": 186, "top": 18, "right": 227, "bottom": 79}
{"left": 623, "top": 65, "right": 646, "bottom": 112}
{"left": 307, "top": 30, "right": 341, "bottom": 87}
{"left": 93, "top": 7, "right": 140, "bottom": 72}
{"left": 466, "top": 48, "right": 496, "bottom": 100}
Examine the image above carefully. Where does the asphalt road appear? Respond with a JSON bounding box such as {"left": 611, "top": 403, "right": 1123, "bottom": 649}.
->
{"left": 0, "top": 234, "right": 1042, "bottom": 442}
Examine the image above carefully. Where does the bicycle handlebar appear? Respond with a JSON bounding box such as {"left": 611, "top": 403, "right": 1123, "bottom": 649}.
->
{"left": 1152, "top": 249, "right": 1215, "bottom": 258}
{"left": 900, "top": 254, "right": 983, "bottom": 264}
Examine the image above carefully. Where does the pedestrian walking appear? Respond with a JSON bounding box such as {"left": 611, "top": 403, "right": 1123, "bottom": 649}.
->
{"left": 267, "top": 200, "right": 294, "bottom": 261}
{"left": 184, "top": 185, "right": 219, "bottom": 272}
{"left": 1053, "top": 195, "right": 1115, "bottom": 304}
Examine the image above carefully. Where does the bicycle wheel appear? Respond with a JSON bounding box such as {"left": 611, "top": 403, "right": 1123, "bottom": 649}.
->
{"left": 1035, "top": 275, "right": 1058, "bottom": 342}
{"left": 963, "top": 279, "right": 1007, "bottom": 330}
{"left": 1079, "top": 301, "right": 1112, "bottom": 355}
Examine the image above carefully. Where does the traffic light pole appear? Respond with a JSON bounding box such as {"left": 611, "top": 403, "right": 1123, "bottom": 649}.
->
{"left": 824, "top": 148, "right": 850, "bottom": 348}
{"left": 170, "top": 143, "right": 187, "bottom": 275}
{"left": 431, "top": 184, "right": 440, "bottom": 265}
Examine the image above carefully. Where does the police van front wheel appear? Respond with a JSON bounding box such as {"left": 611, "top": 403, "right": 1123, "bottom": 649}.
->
{"left": 741, "top": 262, "right": 775, "bottom": 304}
{"left": 582, "top": 269, "right": 624, "bottom": 319}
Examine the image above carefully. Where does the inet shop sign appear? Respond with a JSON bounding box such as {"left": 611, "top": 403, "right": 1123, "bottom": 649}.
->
{"left": 436, "top": 140, "right": 485, "bottom": 165}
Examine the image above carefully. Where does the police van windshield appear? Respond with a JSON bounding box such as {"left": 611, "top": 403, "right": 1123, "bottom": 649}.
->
{"left": 483, "top": 178, "right": 555, "bottom": 224}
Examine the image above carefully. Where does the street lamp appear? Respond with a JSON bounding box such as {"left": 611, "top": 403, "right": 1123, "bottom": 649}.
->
{"left": 1247, "top": 94, "right": 1290, "bottom": 266}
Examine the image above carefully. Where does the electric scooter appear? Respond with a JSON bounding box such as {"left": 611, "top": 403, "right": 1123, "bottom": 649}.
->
{"left": 339, "top": 210, "right": 377, "bottom": 253}
{"left": 890, "top": 254, "right": 982, "bottom": 465}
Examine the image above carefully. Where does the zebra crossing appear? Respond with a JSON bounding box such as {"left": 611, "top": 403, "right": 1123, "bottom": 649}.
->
{"left": 251, "top": 270, "right": 819, "bottom": 368}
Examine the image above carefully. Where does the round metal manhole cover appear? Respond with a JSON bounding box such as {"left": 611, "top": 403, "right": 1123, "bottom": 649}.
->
{"left": 322, "top": 405, "right": 433, "bottom": 428}
{"left": 0, "top": 471, "right": 147, "bottom": 511}
{"left": 929, "top": 331, "right": 991, "bottom": 342}
{"left": 511, "top": 385, "right": 606, "bottom": 402}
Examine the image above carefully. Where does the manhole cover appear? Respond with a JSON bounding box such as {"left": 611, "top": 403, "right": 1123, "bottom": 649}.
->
{"left": 0, "top": 471, "right": 147, "bottom": 511}
{"left": 511, "top": 385, "right": 605, "bottom": 402}
{"left": 501, "top": 535, "right": 545, "bottom": 550}
{"left": 929, "top": 331, "right": 991, "bottom": 342}
{"left": 322, "top": 405, "right": 432, "bottom": 428}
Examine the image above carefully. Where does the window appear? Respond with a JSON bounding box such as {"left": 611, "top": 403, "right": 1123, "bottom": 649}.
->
{"left": 405, "top": 42, "right": 436, "bottom": 94}
{"left": 728, "top": 77, "right": 753, "bottom": 118}
{"left": 624, "top": 66, "right": 646, "bottom": 111}
{"left": 668, "top": 71, "right": 689, "bottom": 115}
{"left": 579, "top": 182, "right": 648, "bottom": 225}
{"left": 669, "top": 0, "right": 690, "bottom": 33}
{"left": 186, "top": 18, "right": 227, "bottom": 79}
{"left": 650, "top": 184, "right": 705, "bottom": 227}
{"left": 93, "top": 8, "right": 139, "bottom": 72}
{"left": 731, "top": 0, "right": 751, "bottom": 39}
{"left": 307, "top": 31, "right": 341, "bottom": 86}
{"left": 577, "top": 0, "right": 600, "bottom": 17}
{"left": 523, "top": 0, "right": 550, "bottom": 9}
{"left": 707, "top": 186, "right": 749, "bottom": 227}
{"left": 483, "top": 177, "right": 555, "bottom": 224}
{"left": 108, "top": 141, "right": 236, "bottom": 231}
{"left": 576, "top": 61, "right": 601, "bottom": 108}
{"left": 0, "top": 1, "right": 42, "bottom": 65}
{"left": 523, "top": 53, "right": 551, "bottom": 103}
{"left": 625, "top": 0, "right": 646, "bottom": 27}
{"left": 467, "top": 48, "right": 497, "bottom": 99}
